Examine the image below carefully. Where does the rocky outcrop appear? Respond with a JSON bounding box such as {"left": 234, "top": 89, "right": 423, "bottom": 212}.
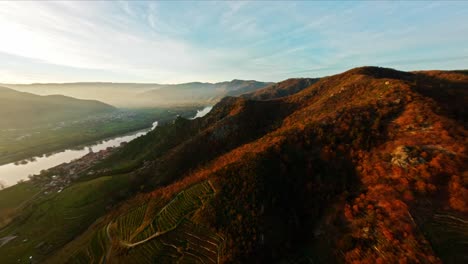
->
{"left": 391, "top": 146, "right": 427, "bottom": 168}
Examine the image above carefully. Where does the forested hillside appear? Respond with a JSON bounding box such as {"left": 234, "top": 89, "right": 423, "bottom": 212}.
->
{"left": 0, "top": 67, "right": 466, "bottom": 263}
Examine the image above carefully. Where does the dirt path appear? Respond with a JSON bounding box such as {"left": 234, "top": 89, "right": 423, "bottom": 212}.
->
{"left": 104, "top": 180, "right": 218, "bottom": 261}
{"left": 0, "top": 235, "right": 17, "bottom": 248}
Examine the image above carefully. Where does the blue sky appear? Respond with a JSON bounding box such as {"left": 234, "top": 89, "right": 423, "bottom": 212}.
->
{"left": 0, "top": 1, "right": 467, "bottom": 83}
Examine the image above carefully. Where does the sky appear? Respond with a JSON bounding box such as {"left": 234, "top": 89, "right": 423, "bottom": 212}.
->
{"left": 0, "top": 1, "right": 467, "bottom": 84}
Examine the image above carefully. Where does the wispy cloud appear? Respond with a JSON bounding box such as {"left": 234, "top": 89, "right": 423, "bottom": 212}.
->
{"left": 0, "top": 1, "right": 466, "bottom": 83}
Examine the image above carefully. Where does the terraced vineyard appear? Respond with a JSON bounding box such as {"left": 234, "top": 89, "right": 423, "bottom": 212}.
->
{"left": 67, "top": 227, "right": 109, "bottom": 264}
{"left": 65, "top": 180, "right": 224, "bottom": 263}
{"left": 114, "top": 203, "right": 149, "bottom": 242}
{"left": 132, "top": 181, "right": 216, "bottom": 243}
{"left": 413, "top": 209, "right": 468, "bottom": 264}
{"left": 117, "top": 220, "right": 224, "bottom": 263}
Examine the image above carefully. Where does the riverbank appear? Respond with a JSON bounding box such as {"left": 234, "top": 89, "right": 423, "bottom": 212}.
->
{"left": 0, "top": 107, "right": 197, "bottom": 166}
{"left": 0, "top": 106, "right": 211, "bottom": 187}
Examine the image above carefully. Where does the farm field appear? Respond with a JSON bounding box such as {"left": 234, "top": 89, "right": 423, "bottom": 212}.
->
{"left": 0, "top": 182, "right": 42, "bottom": 229}
{"left": 0, "top": 174, "right": 132, "bottom": 263}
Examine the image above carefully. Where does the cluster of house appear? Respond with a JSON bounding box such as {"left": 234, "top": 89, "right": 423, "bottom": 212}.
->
{"left": 33, "top": 147, "right": 118, "bottom": 194}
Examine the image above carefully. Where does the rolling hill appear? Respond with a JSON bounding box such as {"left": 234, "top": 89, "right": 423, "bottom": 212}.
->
{"left": 137, "top": 79, "right": 272, "bottom": 107}
{"left": 0, "top": 67, "right": 466, "bottom": 263}
{"left": 2, "top": 80, "right": 272, "bottom": 108}
{"left": 0, "top": 86, "right": 115, "bottom": 129}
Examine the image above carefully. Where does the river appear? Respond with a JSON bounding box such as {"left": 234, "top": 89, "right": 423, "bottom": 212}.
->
{"left": 0, "top": 106, "right": 212, "bottom": 187}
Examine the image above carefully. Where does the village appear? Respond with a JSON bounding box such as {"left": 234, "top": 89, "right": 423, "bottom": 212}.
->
{"left": 28, "top": 146, "right": 120, "bottom": 195}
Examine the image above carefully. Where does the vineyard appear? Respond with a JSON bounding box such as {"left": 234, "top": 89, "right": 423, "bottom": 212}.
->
{"left": 412, "top": 208, "right": 468, "bottom": 263}
{"left": 65, "top": 180, "right": 224, "bottom": 263}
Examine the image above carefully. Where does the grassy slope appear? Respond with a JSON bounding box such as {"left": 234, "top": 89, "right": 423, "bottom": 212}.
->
{"left": 0, "top": 183, "right": 42, "bottom": 229}
{"left": 0, "top": 174, "right": 132, "bottom": 263}
{"left": 0, "top": 183, "right": 41, "bottom": 212}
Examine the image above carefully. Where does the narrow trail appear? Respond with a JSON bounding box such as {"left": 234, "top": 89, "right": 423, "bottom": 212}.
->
{"left": 434, "top": 214, "right": 468, "bottom": 225}
{"left": 104, "top": 224, "right": 113, "bottom": 263}
{"left": 104, "top": 180, "right": 219, "bottom": 262}
{"left": 0, "top": 235, "right": 17, "bottom": 248}
{"left": 119, "top": 227, "right": 174, "bottom": 248}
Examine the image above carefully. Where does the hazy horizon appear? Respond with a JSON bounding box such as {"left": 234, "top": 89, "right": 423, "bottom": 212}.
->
{"left": 0, "top": 1, "right": 467, "bottom": 84}
{"left": 0, "top": 79, "right": 272, "bottom": 86}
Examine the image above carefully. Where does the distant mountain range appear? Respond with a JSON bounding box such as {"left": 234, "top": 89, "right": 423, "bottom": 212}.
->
{"left": 0, "top": 86, "right": 114, "bottom": 129}
{"left": 1, "top": 80, "right": 273, "bottom": 108}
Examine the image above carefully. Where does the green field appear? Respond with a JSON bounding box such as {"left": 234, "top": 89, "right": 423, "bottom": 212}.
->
{"left": 0, "top": 182, "right": 42, "bottom": 229}
{"left": 0, "top": 174, "right": 132, "bottom": 263}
